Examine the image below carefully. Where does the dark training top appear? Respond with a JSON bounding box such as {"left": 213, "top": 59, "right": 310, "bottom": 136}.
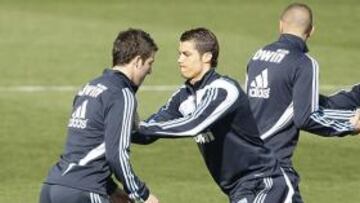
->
{"left": 246, "top": 34, "right": 356, "bottom": 167}
{"left": 45, "top": 69, "right": 149, "bottom": 202}
{"left": 138, "top": 69, "right": 281, "bottom": 196}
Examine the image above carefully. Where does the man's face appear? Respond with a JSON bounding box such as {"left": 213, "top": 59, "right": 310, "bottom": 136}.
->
{"left": 135, "top": 52, "right": 155, "bottom": 86}
{"left": 178, "top": 40, "right": 207, "bottom": 84}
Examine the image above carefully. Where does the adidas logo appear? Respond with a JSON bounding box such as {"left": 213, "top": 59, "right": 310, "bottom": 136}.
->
{"left": 248, "top": 69, "right": 270, "bottom": 98}
{"left": 68, "top": 100, "right": 89, "bottom": 129}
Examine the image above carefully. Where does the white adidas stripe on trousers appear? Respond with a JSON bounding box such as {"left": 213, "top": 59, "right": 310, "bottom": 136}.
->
{"left": 90, "top": 192, "right": 103, "bottom": 203}
{"left": 281, "top": 167, "right": 295, "bottom": 203}
{"left": 253, "top": 177, "right": 273, "bottom": 203}
{"left": 239, "top": 168, "right": 294, "bottom": 203}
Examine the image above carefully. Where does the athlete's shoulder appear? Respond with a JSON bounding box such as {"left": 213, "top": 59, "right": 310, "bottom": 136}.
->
{"left": 217, "top": 75, "right": 240, "bottom": 87}
{"left": 289, "top": 53, "right": 318, "bottom": 73}
{"left": 210, "top": 75, "right": 241, "bottom": 95}
{"left": 303, "top": 53, "right": 318, "bottom": 65}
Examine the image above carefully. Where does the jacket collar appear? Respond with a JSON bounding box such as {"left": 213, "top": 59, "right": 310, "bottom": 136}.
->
{"left": 185, "top": 68, "right": 219, "bottom": 90}
{"left": 103, "top": 69, "right": 139, "bottom": 92}
{"left": 278, "top": 34, "right": 309, "bottom": 53}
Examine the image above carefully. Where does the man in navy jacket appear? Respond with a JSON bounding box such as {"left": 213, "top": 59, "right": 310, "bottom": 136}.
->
{"left": 137, "top": 27, "right": 294, "bottom": 203}
{"left": 245, "top": 3, "right": 360, "bottom": 202}
{"left": 40, "top": 29, "right": 159, "bottom": 203}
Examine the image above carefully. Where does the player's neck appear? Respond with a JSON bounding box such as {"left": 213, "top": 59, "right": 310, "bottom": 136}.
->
{"left": 189, "top": 65, "right": 211, "bottom": 85}
{"left": 112, "top": 65, "right": 135, "bottom": 83}
{"left": 281, "top": 31, "right": 307, "bottom": 41}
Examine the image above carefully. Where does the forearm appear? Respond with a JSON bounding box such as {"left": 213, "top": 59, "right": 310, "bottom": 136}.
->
{"left": 299, "top": 109, "right": 356, "bottom": 137}
{"left": 107, "top": 153, "right": 150, "bottom": 202}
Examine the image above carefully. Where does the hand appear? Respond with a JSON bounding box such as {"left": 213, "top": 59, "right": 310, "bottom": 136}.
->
{"left": 110, "top": 188, "right": 131, "bottom": 203}
{"left": 350, "top": 109, "right": 360, "bottom": 134}
{"left": 144, "top": 194, "right": 159, "bottom": 203}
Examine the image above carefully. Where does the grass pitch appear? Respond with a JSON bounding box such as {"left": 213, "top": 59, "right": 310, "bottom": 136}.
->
{"left": 0, "top": 0, "right": 359, "bottom": 202}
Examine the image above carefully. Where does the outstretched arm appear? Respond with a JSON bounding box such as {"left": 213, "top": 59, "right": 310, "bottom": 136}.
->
{"left": 139, "top": 80, "right": 240, "bottom": 137}
{"left": 292, "top": 56, "right": 359, "bottom": 136}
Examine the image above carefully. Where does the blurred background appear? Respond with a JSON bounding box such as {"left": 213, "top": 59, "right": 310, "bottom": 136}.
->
{"left": 0, "top": 0, "right": 359, "bottom": 202}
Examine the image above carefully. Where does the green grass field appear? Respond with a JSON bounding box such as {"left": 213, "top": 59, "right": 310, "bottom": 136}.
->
{"left": 1, "top": 0, "right": 359, "bottom": 202}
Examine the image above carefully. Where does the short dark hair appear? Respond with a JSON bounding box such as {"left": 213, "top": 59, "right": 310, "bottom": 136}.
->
{"left": 180, "top": 27, "right": 219, "bottom": 67}
{"left": 112, "top": 28, "right": 158, "bottom": 66}
{"left": 281, "top": 3, "right": 313, "bottom": 35}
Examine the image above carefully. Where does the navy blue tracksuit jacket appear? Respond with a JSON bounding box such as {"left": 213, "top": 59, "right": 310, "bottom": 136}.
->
{"left": 44, "top": 69, "right": 149, "bottom": 202}
{"left": 246, "top": 34, "right": 356, "bottom": 168}
{"left": 138, "top": 69, "right": 281, "bottom": 196}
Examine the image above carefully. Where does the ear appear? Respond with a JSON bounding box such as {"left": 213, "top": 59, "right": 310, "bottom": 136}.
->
{"left": 308, "top": 25, "right": 315, "bottom": 38}
{"left": 133, "top": 55, "right": 143, "bottom": 69}
{"left": 279, "top": 20, "right": 284, "bottom": 34}
{"left": 202, "top": 52, "right": 213, "bottom": 64}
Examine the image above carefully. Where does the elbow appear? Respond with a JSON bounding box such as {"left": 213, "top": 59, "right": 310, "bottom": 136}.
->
{"left": 131, "top": 133, "right": 159, "bottom": 145}
{"left": 293, "top": 111, "right": 315, "bottom": 129}
{"left": 141, "top": 137, "right": 158, "bottom": 144}
{"left": 105, "top": 154, "right": 117, "bottom": 168}
{"left": 133, "top": 138, "right": 158, "bottom": 145}
{"left": 105, "top": 150, "right": 122, "bottom": 168}
{"left": 293, "top": 117, "right": 308, "bottom": 129}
